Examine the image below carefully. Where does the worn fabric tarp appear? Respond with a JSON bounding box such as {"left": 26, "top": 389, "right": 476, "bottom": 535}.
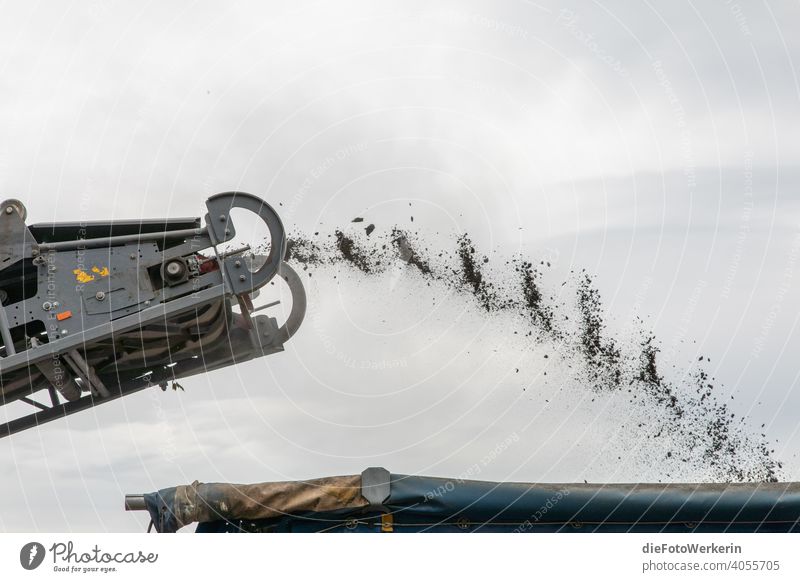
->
{"left": 144, "top": 474, "right": 367, "bottom": 533}
{"left": 140, "top": 470, "right": 800, "bottom": 533}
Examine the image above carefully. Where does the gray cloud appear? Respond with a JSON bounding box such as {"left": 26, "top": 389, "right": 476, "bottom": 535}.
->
{"left": 1, "top": 0, "right": 798, "bottom": 531}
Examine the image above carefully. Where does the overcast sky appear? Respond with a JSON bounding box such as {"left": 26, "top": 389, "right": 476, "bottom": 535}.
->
{"left": 1, "top": 0, "right": 799, "bottom": 532}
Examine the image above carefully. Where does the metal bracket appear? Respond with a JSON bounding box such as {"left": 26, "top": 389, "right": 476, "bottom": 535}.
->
{"left": 205, "top": 192, "right": 286, "bottom": 296}
{"left": 0, "top": 199, "right": 36, "bottom": 265}
{"left": 361, "top": 467, "right": 391, "bottom": 509}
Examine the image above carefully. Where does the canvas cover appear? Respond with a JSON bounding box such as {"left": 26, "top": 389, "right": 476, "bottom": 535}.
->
{"left": 139, "top": 469, "right": 800, "bottom": 533}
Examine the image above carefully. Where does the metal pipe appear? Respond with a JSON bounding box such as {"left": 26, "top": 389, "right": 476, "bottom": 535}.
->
{"left": 250, "top": 300, "right": 280, "bottom": 314}
{"left": 216, "top": 244, "right": 251, "bottom": 260}
{"left": 124, "top": 494, "right": 146, "bottom": 511}
{"left": 67, "top": 349, "right": 111, "bottom": 398}
{"left": 36, "top": 226, "right": 209, "bottom": 252}
{"left": 0, "top": 303, "right": 16, "bottom": 356}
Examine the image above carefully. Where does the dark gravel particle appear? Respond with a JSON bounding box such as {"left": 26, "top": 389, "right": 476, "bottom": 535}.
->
{"left": 520, "top": 261, "right": 555, "bottom": 335}
{"left": 284, "top": 235, "right": 324, "bottom": 266}
{"left": 392, "top": 230, "right": 431, "bottom": 275}
{"left": 576, "top": 273, "right": 622, "bottom": 389}
{"left": 335, "top": 230, "right": 371, "bottom": 272}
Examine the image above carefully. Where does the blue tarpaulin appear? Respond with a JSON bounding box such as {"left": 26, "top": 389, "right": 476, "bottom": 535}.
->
{"left": 135, "top": 468, "right": 800, "bottom": 533}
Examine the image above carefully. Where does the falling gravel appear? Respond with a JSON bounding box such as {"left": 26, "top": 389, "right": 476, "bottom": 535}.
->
{"left": 276, "top": 224, "right": 782, "bottom": 483}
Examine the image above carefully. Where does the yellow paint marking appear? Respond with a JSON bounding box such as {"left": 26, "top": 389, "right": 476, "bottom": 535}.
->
{"left": 73, "top": 266, "right": 110, "bottom": 283}
{"left": 73, "top": 269, "right": 95, "bottom": 283}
